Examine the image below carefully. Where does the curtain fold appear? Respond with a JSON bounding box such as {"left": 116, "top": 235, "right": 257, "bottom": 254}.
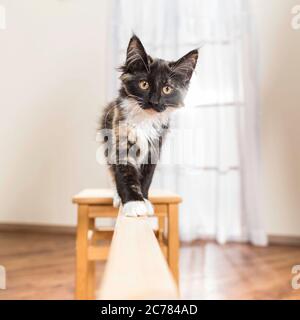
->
{"left": 109, "top": 0, "right": 267, "bottom": 245}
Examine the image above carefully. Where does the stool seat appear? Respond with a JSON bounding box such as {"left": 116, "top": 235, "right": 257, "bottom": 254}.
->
{"left": 73, "top": 188, "right": 182, "bottom": 205}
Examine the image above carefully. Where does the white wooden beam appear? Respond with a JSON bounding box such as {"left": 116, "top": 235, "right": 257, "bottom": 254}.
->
{"left": 98, "top": 212, "right": 179, "bottom": 300}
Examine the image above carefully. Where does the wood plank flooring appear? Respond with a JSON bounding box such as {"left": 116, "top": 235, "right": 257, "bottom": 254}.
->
{"left": 0, "top": 231, "right": 299, "bottom": 300}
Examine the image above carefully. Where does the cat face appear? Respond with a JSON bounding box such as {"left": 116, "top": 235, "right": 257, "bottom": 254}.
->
{"left": 119, "top": 35, "right": 198, "bottom": 113}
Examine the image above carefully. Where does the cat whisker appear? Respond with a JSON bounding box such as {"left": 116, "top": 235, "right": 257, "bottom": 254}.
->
{"left": 127, "top": 94, "right": 144, "bottom": 102}
{"left": 165, "top": 103, "right": 180, "bottom": 108}
{"left": 103, "top": 101, "right": 121, "bottom": 127}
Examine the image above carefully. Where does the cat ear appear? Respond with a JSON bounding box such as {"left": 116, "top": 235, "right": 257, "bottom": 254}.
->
{"left": 170, "top": 49, "right": 199, "bottom": 84}
{"left": 124, "top": 35, "right": 150, "bottom": 73}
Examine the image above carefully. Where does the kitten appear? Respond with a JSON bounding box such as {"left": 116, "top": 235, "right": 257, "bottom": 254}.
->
{"left": 100, "top": 35, "right": 198, "bottom": 217}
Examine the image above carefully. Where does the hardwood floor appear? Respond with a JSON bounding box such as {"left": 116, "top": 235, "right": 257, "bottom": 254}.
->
{"left": 0, "top": 231, "right": 299, "bottom": 300}
{"left": 180, "top": 242, "right": 300, "bottom": 300}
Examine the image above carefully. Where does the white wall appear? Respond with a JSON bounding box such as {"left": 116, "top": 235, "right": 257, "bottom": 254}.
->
{"left": 0, "top": 0, "right": 110, "bottom": 226}
{"left": 251, "top": 0, "right": 300, "bottom": 236}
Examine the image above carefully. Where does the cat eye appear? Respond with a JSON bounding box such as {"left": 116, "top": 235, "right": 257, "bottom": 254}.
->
{"left": 139, "top": 80, "right": 150, "bottom": 90}
{"left": 162, "top": 85, "right": 173, "bottom": 95}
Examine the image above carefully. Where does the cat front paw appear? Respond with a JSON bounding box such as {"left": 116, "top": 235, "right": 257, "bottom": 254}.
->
{"left": 122, "top": 201, "right": 148, "bottom": 217}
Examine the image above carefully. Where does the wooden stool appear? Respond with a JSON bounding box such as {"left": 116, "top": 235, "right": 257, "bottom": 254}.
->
{"left": 72, "top": 189, "right": 181, "bottom": 300}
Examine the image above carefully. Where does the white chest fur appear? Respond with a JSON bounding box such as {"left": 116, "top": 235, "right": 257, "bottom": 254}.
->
{"left": 120, "top": 99, "right": 170, "bottom": 164}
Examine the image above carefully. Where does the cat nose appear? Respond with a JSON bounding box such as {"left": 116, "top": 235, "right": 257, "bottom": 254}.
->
{"left": 149, "top": 101, "right": 158, "bottom": 108}
{"left": 149, "top": 95, "right": 159, "bottom": 105}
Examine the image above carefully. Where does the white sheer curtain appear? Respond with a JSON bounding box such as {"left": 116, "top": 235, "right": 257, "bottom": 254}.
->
{"left": 109, "top": 0, "right": 267, "bottom": 245}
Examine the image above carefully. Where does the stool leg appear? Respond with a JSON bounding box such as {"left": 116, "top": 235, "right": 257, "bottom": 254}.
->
{"left": 76, "top": 205, "right": 89, "bottom": 299}
{"left": 158, "top": 215, "right": 167, "bottom": 259}
{"left": 87, "top": 261, "right": 95, "bottom": 299}
{"left": 167, "top": 204, "right": 179, "bottom": 286}
{"left": 158, "top": 215, "right": 165, "bottom": 243}
{"left": 88, "top": 218, "right": 95, "bottom": 299}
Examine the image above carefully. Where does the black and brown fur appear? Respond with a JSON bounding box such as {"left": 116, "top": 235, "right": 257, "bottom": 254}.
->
{"left": 100, "top": 35, "right": 198, "bottom": 212}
